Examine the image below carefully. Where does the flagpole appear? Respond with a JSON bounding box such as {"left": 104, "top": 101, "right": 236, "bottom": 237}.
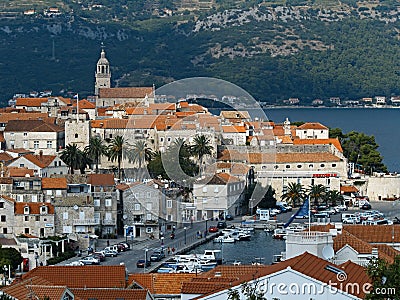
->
{"left": 308, "top": 196, "right": 311, "bottom": 233}
{"left": 76, "top": 93, "right": 79, "bottom": 122}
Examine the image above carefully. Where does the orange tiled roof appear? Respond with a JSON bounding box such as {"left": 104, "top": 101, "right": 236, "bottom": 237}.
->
{"left": 99, "top": 87, "right": 154, "bottom": 99}
{"left": 87, "top": 174, "right": 115, "bottom": 186}
{"left": 15, "top": 202, "right": 55, "bottom": 215}
{"left": 22, "top": 265, "right": 127, "bottom": 288}
{"left": 0, "top": 152, "right": 13, "bottom": 162}
{"left": 222, "top": 125, "right": 246, "bottom": 133}
{"left": 293, "top": 138, "right": 343, "bottom": 152}
{"left": 197, "top": 172, "right": 241, "bottom": 185}
{"left": 42, "top": 177, "right": 67, "bottom": 189}
{"left": 2, "top": 276, "right": 56, "bottom": 299}
{"left": 22, "top": 154, "right": 56, "bottom": 168}
{"left": 72, "top": 288, "right": 148, "bottom": 300}
{"left": 220, "top": 111, "right": 250, "bottom": 119}
{"left": 0, "top": 112, "right": 49, "bottom": 123}
{"left": 8, "top": 167, "right": 34, "bottom": 177}
{"left": 340, "top": 185, "right": 359, "bottom": 193}
{"left": 297, "top": 122, "right": 328, "bottom": 130}
{"left": 128, "top": 273, "right": 195, "bottom": 294}
{"left": 5, "top": 120, "right": 63, "bottom": 133}
{"left": 15, "top": 98, "right": 48, "bottom": 107}
{"left": 1, "top": 195, "right": 15, "bottom": 203}
{"left": 175, "top": 111, "right": 196, "bottom": 118}
{"left": 73, "top": 99, "right": 96, "bottom": 109}
{"left": 344, "top": 225, "right": 400, "bottom": 243}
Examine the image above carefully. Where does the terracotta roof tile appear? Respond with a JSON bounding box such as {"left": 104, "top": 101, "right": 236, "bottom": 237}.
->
{"left": 42, "top": 177, "right": 67, "bottom": 189}
{"left": 87, "top": 174, "right": 115, "bottom": 186}
{"left": 72, "top": 288, "right": 148, "bottom": 300}
{"left": 73, "top": 99, "right": 96, "bottom": 109}
{"left": 220, "top": 111, "right": 250, "bottom": 119}
{"left": 344, "top": 225, "right": 400, "bottom": 243}
{"left": 293, "top": 138, "right": 343, "bottom": 152}
{"left": 5, "top": 120, "right": 63, "bottom": 133}
{"left": 99, "top": 87, "right": 154, "bottom": 99}
{"left": 0, "top": 152, "right": 13, "bottom": 163}
{"left": 297, "top": 122, "right": 328, "bottom": 130}
{"left": 128, "top": 273, "right": 195, "bottom": 294}
{"left": 222, "top": 125, "right": 246, "bottom": 133}
{"left": 0, "top": 195, "right": 15, "bottom": 203}
{"left": 340, "top": 185, "right": 359, "bottom": 193}
{"left": 23, "top": 154, "right": 56, "bottom": 168}
{"left": 197, "top": 172, "right": 241, "bottom": 185}
{"left": 8, "top": 167, "right": 34, "bottom": 177}
{"left": 15, "top": 98, "right": 48, "bottom": 107}
{"left": 15, "top": 202, "right": 55, "bottom": 215}
{"left": 22, "top": 266, "right": 127, "bottom": 288}
{"left": 0, "top": 112, "right": 49, "bottom": 123}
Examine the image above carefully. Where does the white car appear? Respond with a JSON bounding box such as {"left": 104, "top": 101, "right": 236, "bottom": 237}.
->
{"left": 66, "top": 261, "right": 84, "bottom": 266}
{"left": 79, "top": 256, "right": 100, "bottom": 265}
{"left": 269, "top": 208, "right": 281, "bottom": 216}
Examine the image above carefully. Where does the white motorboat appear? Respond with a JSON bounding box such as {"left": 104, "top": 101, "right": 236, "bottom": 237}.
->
{"left": 214, "top": 235, "right": 236, "bottom": 243}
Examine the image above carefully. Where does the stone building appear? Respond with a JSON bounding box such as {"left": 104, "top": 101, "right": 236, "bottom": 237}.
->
{"left": 0, "top": 195, "right": 16, "bottom": 238}
{"left": 14, "top": 202, "right": 55, "bottom": 237}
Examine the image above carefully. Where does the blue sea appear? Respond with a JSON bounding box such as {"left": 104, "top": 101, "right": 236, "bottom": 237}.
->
{"left": 261, "top": 107, "right": 400, "bottom": 172}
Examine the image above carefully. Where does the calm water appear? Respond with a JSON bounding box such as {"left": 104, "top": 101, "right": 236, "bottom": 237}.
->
{"left": 188, "top": 230, "right": 285, "bottom": 265}
{"left": 262, "top": 107, "right": 400, "bottom": 172}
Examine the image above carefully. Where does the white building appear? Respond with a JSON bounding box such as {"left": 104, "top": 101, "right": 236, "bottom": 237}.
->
{"left": 295, "top": 122, "right": 329, "bottom": 139}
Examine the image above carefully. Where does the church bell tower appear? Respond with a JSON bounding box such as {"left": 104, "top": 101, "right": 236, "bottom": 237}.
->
{"left": 94, "top": 45, "right": 111, "bottom": 95}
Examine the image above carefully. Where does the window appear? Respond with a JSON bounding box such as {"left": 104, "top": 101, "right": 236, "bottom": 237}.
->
{"left": 160, "top": 137, "right": 164, "bottom": 142}
{"left": 286, "top": 165, "right": 291, "bottom": 169}
{"left": 24, "top": 228, "right": 29, "bottom": 234}
{"left": 0, "top": 215, "right": 5, "bottom": 222}
{"left": 167, "top": 200, "right": 172, "bottom": 208}
{"left": 0, "top": 202, "right": 3, "bottom": 209}
{"left": 56, "top": 190, "right": 62, "bottom": 196}
{"left": 63, "top": 212, "right": 68, "bottom": 220}
{"left": 23, "top": 132, "right": 27, "bottom": 136}
{"left": 24, "top": 206, "right": 29, "bottom": 214}
{"left": 33, "top": 141, "right": 39, "bottom": 149}
{"left": 167, "top": 137, "right": 171, "bottom": 142}
{"left": 146, "top": 213, "right": 152, "bottom": 221}
{"left": 146, "top": 192, "right": 151, "bottom": 198}
{"left": 109, "top": 134, "right": 112, "bottom": 139}
{"left": 94, "top": 199, "right": 100, "bottom": 207}
{"left": 274, "top": 165, "right": 279, "bottom": 169}
{"left": 75, "top": 134, "right": 78, "bottom": 138}
{"left": 297, "top": 164, "right": 302, "bottom": 168}
{"left": 2, "top": 228, "right": 7, "bottom": 234}
{"left": 309, "top": 164, "right": 314, "bottom": 168}
{"left": 105, "top": 199, "right": 112, "bottom": 207}
{"left": 146, "top": 227, "right": 153, "bottom": 233}
{"left": 19, "top": 164, "right": 24, "bottom": 168}
{"left": 47, "top": 141, "right": 52, "bottom": 148}
{"left": 332, "top": 163, "right": 337, "bottom": 167}
{"left": 40, "top": 206, "right": 47, "bottom": 214}
{"left": 25, "top": 216, "right": 29, "bottom": 221}
{"left": 320, "top": 164, "right": 325, "bottom": 168}
{"left": 134, "top": 203, "right": 140, "bottom": 210}
{"left": 35, "top": 216, "right": 40, "bottom": 221}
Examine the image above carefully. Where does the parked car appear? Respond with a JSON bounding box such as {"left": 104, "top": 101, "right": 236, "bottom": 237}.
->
{"left": 119, "top": 242, "right": 130, "bottom": 251}
{"left": 79, "top": 256, "right": 100, "bottom": 265}
{"left": 334, "top": 204, "right": 348, "bottom": 212}
{"left": 225, "top": 214, "right": 234, "bottom": 221}
{"left": 217, "top": 221, "right": 227, "bottom": 229}
{"left": 103, "top": 249, "right": 118, "bottom": 257}
{"left": 92, "top": 252, "right": 105, "bottom": 262}
{"left": 208, "top": 226, "right": 219, "bottom": 233}
{"left": 136, "top": 259, "right": 151, "bottom": 268}
{"left": 150, "top": 249, "right": 166, "bottom": 262}
{"left": 66, "top": 261, "right": 84, "bottom": 266}
{"left": 361, "top": 203, "right": 372, "bottom": 210}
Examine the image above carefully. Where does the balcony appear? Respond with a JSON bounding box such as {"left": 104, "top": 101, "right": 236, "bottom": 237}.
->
{"left": 73, "top": 219, "right": 100, "bottom": 226}
{"left": 102, "top": 219, "right": 116, "bottom": 225}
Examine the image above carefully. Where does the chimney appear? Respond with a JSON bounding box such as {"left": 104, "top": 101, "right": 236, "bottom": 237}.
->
{"left": 39, "top": 150, "right": 43, "bottom": 159}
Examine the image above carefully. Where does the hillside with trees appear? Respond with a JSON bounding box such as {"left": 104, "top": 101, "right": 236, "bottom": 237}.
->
{"left": 0, "top": 0, "right": 398, "bottom": 104}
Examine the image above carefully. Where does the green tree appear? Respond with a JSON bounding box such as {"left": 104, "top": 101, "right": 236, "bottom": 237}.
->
{"left": 0, "top": 245, "right": 23, "bottom": 273}
{"left": 281, "top": 182, "right": 305, "bottom": 207}
{"left": 257, "top": 185, "right": 276, "bottom": 210}
{"left": 323, "top": 190, "right": 343, "bottom": 206}
{"left": 308, "top": 184, "right": 326, "bottom": 207}
{"left": 127, "top": 140, "right": 153, "bottom": 169}
{"left": 85, "top": 136, "right": 107, "bottom": 173}
{"left": 60, "top": 144, "right": 87, "bottom": 174}
{"left": 147, "top": 150, "right": 167, "bottom": 179}
{"left": 228, "top": 281, "right": 268, "bottom": 300}
{"left": 107, "top": 135, "right": 126, "bottom": 180}
{"left": 191, "top": 134, "right": 213, "bottom": 177}
{"left": 366, "top": 256, "right": 400, "bottom": 299}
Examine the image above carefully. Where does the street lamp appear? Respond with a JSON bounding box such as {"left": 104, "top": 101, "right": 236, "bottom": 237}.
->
{"left": 144, "top": 248, "right": 148, "bottom": 273}
{"left": 34, "top": 252, "right": 39, "bottom": 268}
{"left": 205, "top": 219, "right": 208, "bottom": 237}
{"left": 3, "top": 265, "right": 7, "bottom": 285}
{"left": 184, "top": 227, "right": 187, "bottom": 245}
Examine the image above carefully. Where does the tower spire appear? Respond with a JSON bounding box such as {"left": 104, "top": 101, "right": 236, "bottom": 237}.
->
{"left": 94, "top": 43, "right": 111, "bottom": 96}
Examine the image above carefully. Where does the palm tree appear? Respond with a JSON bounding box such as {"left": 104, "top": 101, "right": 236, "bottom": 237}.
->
{"left": 60, "top": 144, "right": 87, "bottom": 174}
{"left": 85, "top": 136, "right": 107, "bottom": 173}
{"left": 107, "top": 135, "right": 125, "bottom": 180}
{"left": 308, "top": 184, "right": 327, "bottom": 207}
{"left": 281, "top": 182, "right": 305, "bottom": 208}
{"left": 127, "top": 140, "right": 152, "bottom": 169}
{"left": 191, "top": 134, "right": 213, "bottom": 177}
{"left": 324, "top": 190, "right": 343, "bottom": 207}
